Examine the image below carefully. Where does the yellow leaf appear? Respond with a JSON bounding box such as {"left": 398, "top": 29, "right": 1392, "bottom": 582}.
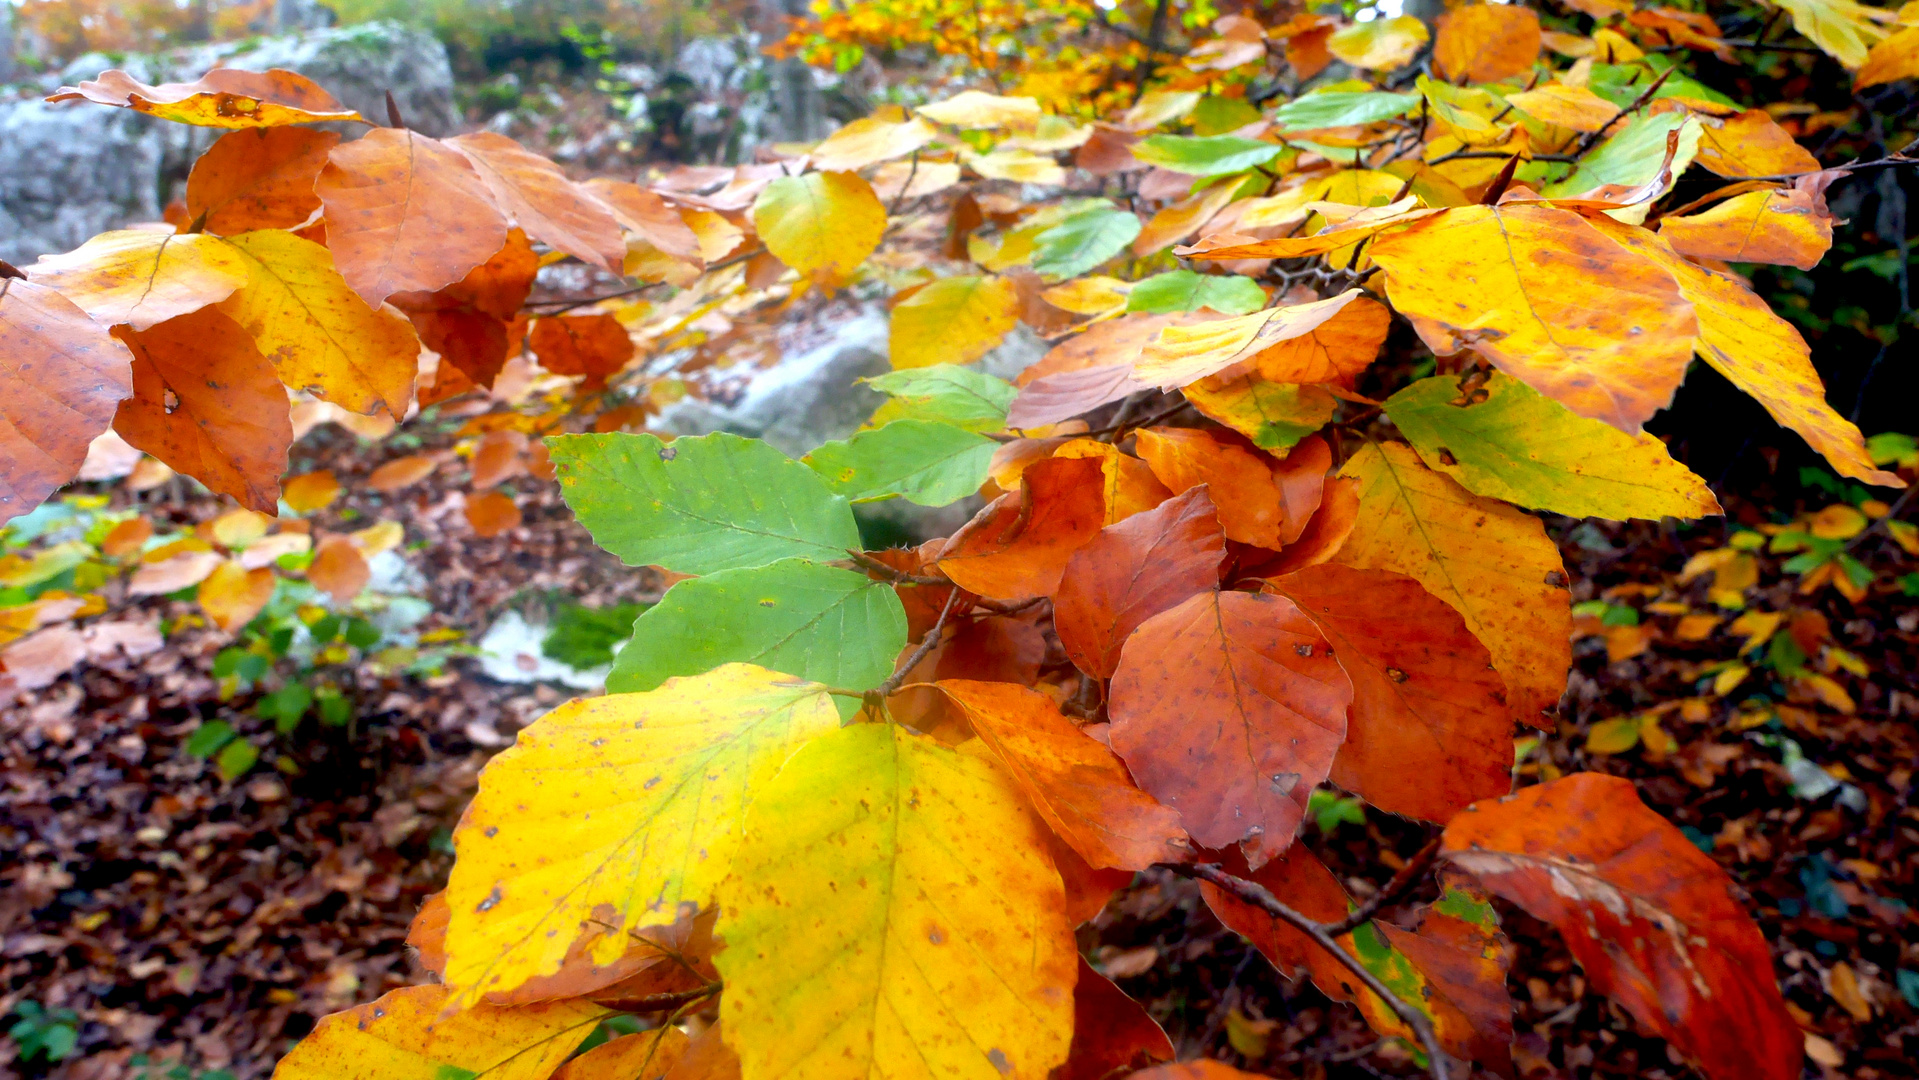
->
{"left": 281, "top": 470, "right": 341, "bottom": 514}
{"left": 1774, "top": 0, "right": 1895, "bottom": 67}
{"left": 1585, "top": 716, "right": 1642, "bottom": 754}
{"left": 1858, "top": 24, "right": 1919, "bottom": 86}
{"left": 752, "top": 172, "right": 886, "bottom": 288}
{"left": 27, "top": 230, "right": 248, "bottom": 331}
{"left": 1040, "top": 276, "right": 1130, "bottom": 317}
{"left": 1712, "top": 662, "right": 1750, "bottom": 696}
{"left": 47, "top": 67, "right": 363, "bottom": 128}
{"left": 917, "top": 90, "right": 1043, "bottom": 129}
{"left": 1827, "top": 962, "right": 1874, "bottom": 1022}
{"left": 1328, "top": 16, "right": 1431, "bottom": 69}
{"left": 1336, "top": 442, "right": 1572, "bottom": 727}
{"left": 1797, "top": 672, "right": 1857, "bottom": 713}
{"left": 1660, "top": 189, "right": 1833, "bottom": 271}
{"left": 1590, "top": 221, "right": 1903, "bottom": 488}
{"left": 1504, "top": 84, "right": 1621, "bottom": 133}
{"left": 441, "top": 664, "right": 840, "bottom": 1004}
{"left": 1135, "top": 290, "right": 1366, "bottom": 389}
{"left": 208, "top": 508, "right": 272, "bottom": 548}
{"left": 810, "top": 115, "right": 939, "bottom": 172}
{"left": 1808, "top": 504, "right": 1868, "bottom": 539}
{"left": 1434, "top": 3, "right": 1542, "bottom": 83}
{"left": 1727, "top": 609, "right": 1783, "bottom": 652}
{"left": 889, "top": 275, "right": 1020, "bottom": 369}
{"left": 1053, "top": 438, "right": 1174, "bottom": 524}
{"left": 715, "top": 723, "right": 1076, "bottom": 1080}
{"left": 967, "top": 148, "right": 1068, "bottom": 186}
{"left": 1368, "top": 204, "right": 1699, "bottom": 433}
{"left": 274, "top": 984, "right": 603, "bottom": 1080}
{"left": 197, "top": 559, "right": 275, "bottom": 632}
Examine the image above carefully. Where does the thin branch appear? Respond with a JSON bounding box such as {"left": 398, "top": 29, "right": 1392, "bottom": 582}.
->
{"left": 1568, "top": 65, "right": 1676, "bottom": 162}
{"left": 846, "top": 549, "right": 950, "bottom": 586}
{"left": 593, "top": 980, "right": 722, "bottom": 1013}
{"left": 1324, "top": 835, "right": 1442, "bottom": 935}
{"left": 1170, "top": 863, "right": 1451, "bottom": 1080}
{"left": 873, "top": 586, "right": 962, "bottom": 700}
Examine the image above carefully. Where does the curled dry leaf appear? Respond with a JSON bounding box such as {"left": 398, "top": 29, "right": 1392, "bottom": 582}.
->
{"left": 1443, "top": 773, "right": 1803, "bottom": 1080}
{"left": 49, "top": 67, "right": 364, "bottom": 127}
{"left": 0, "top": 279, "right": 134, "bottom": 527}
{"left": 1110, "top": 589, "right": 1351, "bottom": 867}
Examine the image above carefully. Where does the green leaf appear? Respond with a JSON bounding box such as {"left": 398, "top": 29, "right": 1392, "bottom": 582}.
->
{"left": 1272, "top": 91, "right": 1419, "bottom": 131}
{"left": 258, "top": 684, "right": 313, "bottom": 733}
{"left": 1587, "top": 58, "right": 1735, "bottom": 109}
{"left": 216, "top": 738, "right": 259, "bottom": 780}
{"left": 539, "top": 601, "right": 650, "bottom": 669}
{"left": 1126, "top": 270, "right": 1267, "bottom": 315}
{"left": 607, "top": 559, "right": 907, "bottom": 712}
{"left": 1541, "top": 110, "right": 1701, "bottom": 197}
{"left": 1383, "top": 373, "right": 1721, "bottom": 520}
{"left": 862, "top": 364, "right": 1017, "bottom": 433}
{"left": 547, "top": 431, "right": 861, "bottom": 574}
{"left": 804, "top": 419, "right": 996, "bottom": 505}
{"left": 1031, "top": 205, "right": 1143, "bottom": 280}
{"left": 1130, "top": 133, "right": 1285, "bottom": 177}
{"left": 184, "top": 720, "right": 237, "bottom": 758}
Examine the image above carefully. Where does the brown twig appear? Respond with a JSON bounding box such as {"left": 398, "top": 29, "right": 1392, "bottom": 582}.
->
{"left": 873, "top": 587, "right": 963, "bottom": 701}
{"left": 593, "top": 980, "right": 722, "bottom": 1013}
{"left": 1324, "top": 835, "right": 1442, "bottom": 935}
{"left": 1169, "top": 863, "right": 1451, "bottom": 1080}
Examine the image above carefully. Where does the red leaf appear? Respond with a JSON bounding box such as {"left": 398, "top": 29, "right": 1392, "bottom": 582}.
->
{"left": 1054, "top": 486, "right": 1226, "bottom": 679}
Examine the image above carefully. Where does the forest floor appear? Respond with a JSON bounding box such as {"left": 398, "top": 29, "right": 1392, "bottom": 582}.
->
{"left": 1, "top": 405, "right": 1915, "bottom": 1080}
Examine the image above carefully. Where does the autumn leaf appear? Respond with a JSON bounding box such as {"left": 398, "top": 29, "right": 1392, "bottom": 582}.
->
{"left": 1110, "top": 590, "right": 1352, "bottom": 867}
{"left": 48, "top": 67, "right": 364, "bottom": 127}
{"left": 888, "top": 275, "right": 1019, "bottom": 369}
{"left": 1383, "top": 372, "right": 1722, "bottom": 520}
{"left": 916, "top": 89, "right": 1042, "bottom": 128}
{"left": 308, "top": 536, "right": 370, "bottom": 602}
{"left": 464, "top": 490, "right": 523, "bottom": 538}
{"left": 218, "top": 229, "right": 420, "bottom": 418}
{"left": 1198, "top": 833, "right": 1356, "bottom": 990}
{"left": 809, "top": 112, "right": 939, "bottom": 171}
{"left": 448, "top": 132, "right": 627, "bottom": 272}
{"left": 316, "top": 129, "right": 511, "bottom": 308}
{"left": 271, "top": 984, "right": 603, "bottom": 1080}
{"left": 442, "top": 664, "right": 841, "bottom": 1003}
{"left": 1134, "top": 428, "right": 1283, "bottom": 549}
{"left": 111, "top": 307, "right": 290, "bottom": 514}
{"left": 28, "top": 231, "right": 248, "bottom": 331}
{"left": 1370, "top": 885, "right": 1517, "bottom": 1077}
{"left": 1183, "top": 375, "right": 1337, "bottom": 455}
{"left": 1055, "top": 957, "right": 1175, "bottom": 1080}
{"left": 366, "top": 455, "right": 437, "bottom": 492}
{"left": 1688, "top": 109, "right": 1823, "bottom": 177}
{"left": 715, "top": 722, "right": 1076, "bottom": 1080}
{"left": 1504, "top": 84, "right": 1621, "bottom": 132}
{"left": 1052, "top": 438, "right": 1174, "bottom": 525}
{"left": 552, "top": 1030, "right": 688, "bottom": 1080}
{"left": 1659, "top": 187, "right": 1833, "bottom": 270}
{"left": 282, "top": 470, "right": 341, "bottom": 513}
{"left": 1443, "top": 773, "right": 1804, "bottom": 1080}
{"left": 1054, "top": 486, "right": 1226, "bottom": 679}
{"left": 582, "top": 179, "right": 706, "bottom": 278}
{"left": 1367, "top": 203, "right": 1698, "bottom": 432}
{"left": 1267, "top": 563, "right": 1512, "bottom": 823}
{"left": 1336, "top": 442, "right": 1571, "bottom": 727}
{"left": 752, "top": 171, "right": 886, "bottom": 288}
{"left": 1435, "top": 3, "right": 1542, "bottom": 82}
{"left": 936, "top": 454, "right": 1108, "bottom": 601}
{"left": 549, "top": 432, "right": 862, "bottom": 574}
{"left": 186, "top": 127, "right": 339, "bottom": 234}
{"left": 392, "top": 229, "right": 538, "bottom": 389}
{"left": 1772, "top": 0, "right": 1894, "bottom": 68}
{"left": 197, "top": 560, "right": 275, "bottom": 632}
{"left": 608, "top": 559, "right": 906, "bottom": 710}
{"left": 0, "top": 279, "right": 133, "bottom": 526}
{"left": 937, "top": 680, "right": 1189, "bottom": 870}
{"left": 1134, "top": 290, "right": 1366, "bottom": 389}
{"left": 1857, "top": 24, "right": 1919, "bottom": 87}
{"left": 1328, "top": 15, "right": 1430, "bottom": 69}
{"left": 530, "top": 313, "right": 635, "bottom": 386}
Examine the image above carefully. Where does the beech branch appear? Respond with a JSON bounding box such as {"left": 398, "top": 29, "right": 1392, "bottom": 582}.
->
{"left": 873, "top": 586, "right": 962, "bottom": 701}
{"left": 593, "top": 980, "right": 722, "bottom": 1013}
{"left": 1165, "top": 863, "right": 1452, "bottom": 1080}
{"left": 1324, "top": 834, "right": 1442, "bottom": 936}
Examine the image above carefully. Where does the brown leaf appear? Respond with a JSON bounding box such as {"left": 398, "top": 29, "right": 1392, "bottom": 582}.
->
{"left": 1374, "top": 881, "right": 1517, "bottom": 1075}
{"left": 470, "top": 430, "right": 528, "bottom": 490}
{"left": 1053, "top": 439, "right": 1174, "bottom": 525}
{"left": 1272, "top": 434, "right": 1331, "bottom": 546}
{"left": 0, "top": 624, "right": 88, "bottom": 691}
{"left": 582, "top": 179, "right": 706, "bottom": 265}
{"left": 393, "top": 230, "right": 538, "bottom": 388}
{"left": 1006, "top": 364, "right": 1152, "bottom": 430}
{"left": 1435, "top": 4, "right": 1542, "bottom": 83}
{"left": 1268, "top": 564, "right": 1512, "bottom": 823}
{"left": 1442, "top": 774, "right": 1804, "bottom": 1080}
{"left": 1198, "top": 843, "right": 1354, "bottom": 994}
{"left": 1110, "top": 590, "right": 1351, "bottom": 867}
{"left": 367, "top": 454, "right": 437, "bottom": 492}
{"left": 186, "top": 127, "right": 339, "bottom": 234}
{"left": 466, "top": 490, "right": 523, "bottom": 537}
{"left": 128, "top": 550, "right": 223, "bottom": 595}
{"left": 530, "top": 314, "right": 635, "bottom": 386}
{"left": 938, "top": 680, "right": 1189, "bottom": 870}
{"left": 0, "top": 279, "right": 134, "bottom": 526}
{"left": 316, "top": 128, "right": 510, "bottom": 308}
{"left": 111, "top": 307, "right": 290, "bottom": 514}
{"left": 406, "top": 891, "right": 449, "bottom": 975}
{"left": 1054, "top": 486, "right": 1226, "bottom": 679}
{"left": 490, "top": 907, "right": 718, "bottom": 1009}
{"left": 937, "top": 455, "right": 1106, "bottom": 601}
{"left": 307, "top": 536, "right": 370, "bottom": 602}
{"left": 1052, "top": 957, "right": 1175, "bottom": 1080}
{"left": 1134, "top": 427, "right": 1283, "bottom": 549}
{"left": 48, "top": 67, "right": 362, "bottom": 127}
{"left": 448, "top": 132, "right": 626, "bottom": 272}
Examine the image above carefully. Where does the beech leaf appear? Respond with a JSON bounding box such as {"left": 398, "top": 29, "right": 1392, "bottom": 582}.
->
{"left": 27, "top": 231, "right": 248, "bottom": 332}
{"left": 0, "top": 280, "right": 133, "bottom": 526}
{"left": 49, "top": 67, "right": 363, "bottom": 127}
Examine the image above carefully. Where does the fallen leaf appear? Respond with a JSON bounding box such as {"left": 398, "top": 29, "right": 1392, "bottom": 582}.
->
{"left": 464, "top": 490, "right": 522, "bottom": 537}
{"left": 282, "top": 470, "right": 341, "bottom": 513}
{"left": 197, "top": 560, "right": 275, "bottom": 631}
{"left": 367, "top": 455, "right": 437, "bottom": 492}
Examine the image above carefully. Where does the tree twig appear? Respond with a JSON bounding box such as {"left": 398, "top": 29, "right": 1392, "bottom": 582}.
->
{"left": 1169, "top": 863, "right": 1452, "bottom": 1080}
{"left": 873, "top": 586, "right": 962, "bottom": 701}
{"left": 593, "top": 980, "right": 722, "bottom": 1013}
{"left": 1324, "top": 835, "right": 1442, "bottom": 935}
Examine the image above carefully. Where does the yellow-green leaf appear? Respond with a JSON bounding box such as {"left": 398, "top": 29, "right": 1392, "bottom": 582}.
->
{"left": 441, "top": 664, "right": 841, "bottom": 1003}
{"left": 716, "top": 724, "right": 1077, "bottom": 1080}
{"left": 752, "top": 171, "right": 886, "bottom": 288}
{"left": 1384, "top": 373, "right": 1720, "bottom": 520}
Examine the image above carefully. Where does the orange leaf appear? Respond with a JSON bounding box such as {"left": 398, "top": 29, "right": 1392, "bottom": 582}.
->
{"left": 1051, "top": 438, "right": 1173, "bottom": 524}
{"left": 1660, "top": 187, "right": 1833, "bottom": 270}
{"left": 1055, "top": 957, "right": 1175, "bottom": 1080}
{"left": 469, "top": 430, "right": 528, "bottom": 490}
{"left": 1054, "top": 486, "right": 1226, "bottom": 679}
{"left": 585, "top": 179, "right": 706, "bottom": 263}
{"left": 936, "top": 454, "right": 1106, "bottom": 601}
{"left": 111, "top": 307, "right": 290, "bottom": 514}
{"left": 465, "top": 490, "right": 523, "bottom": 537}
{"left": 1435, "top": 4, "right": 1542, "bottom": 83}
{"left": 48, "top": 67, "right": 363, "bottom": 127}
{"left": 316, "top": 128, "right": 510, "bottom": 308}
{"left": 1134, "top": 427, "right": 1283, "bottom": 548}
{"left": 282, "top": 470, "right": 341, "bottom": 514}
{"left": 100, "top": 516, "right": 153, "bottom": 557}
{"left": 392, "top": 230, "right": 538, "bottom": 388}
{"left": 937, "top": 680, "right": 1189, "bottom": 870}
{"left": 552, "top": 1030, "right": 687, "bottom": 1080}
{"left": 1442, "top": 774, "right": 1804, "bottom": 1080}
{"left": 530, "top": 314, "right": 635, "bottom": 386}
{"left": 1198, "top": 843, "right": 1355, "bottom": 993}
{"left": 1258, "top": 474, "right": 1359, "bottom": 577}
{"left": 197, "top": 559, "right": 275, "bottom": 632}
{"left": 0, "top": 279, "right": 134, "bottom": 526}
{"left": 1689, "top": 109, "right": 1822, "bottom": 178}
{"left": 366, "top": 455, "right": 437, "bottom": 492}
{"left": 448, "top": 132, "right": 626, "bottom": 273}
{"left": 1267, "top": 563, "right": 1512, "bottom": 822}
{"left": 1110, "top": 590, "right": 1351, "bottom": 867}
{"left": 185, "top": 127, "right": 338, "bottom": 234}
{"left": 1134, "top": 290, "right": 1365, "bottom": 389}
{"left": 307, "top": 536, "right": 369, "bottom": 602}
{"left": 1373, "top": 882, "right": 1517, "bottom": 1073}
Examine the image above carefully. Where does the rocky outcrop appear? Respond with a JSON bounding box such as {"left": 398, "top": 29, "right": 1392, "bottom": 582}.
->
{"left": 0, "top": 21, "right": 454, "bottom": 265}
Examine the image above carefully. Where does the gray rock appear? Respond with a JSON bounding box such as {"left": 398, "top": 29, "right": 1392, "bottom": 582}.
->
{"left": 0, "top": 21, "right": 453, "bottom": 265}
